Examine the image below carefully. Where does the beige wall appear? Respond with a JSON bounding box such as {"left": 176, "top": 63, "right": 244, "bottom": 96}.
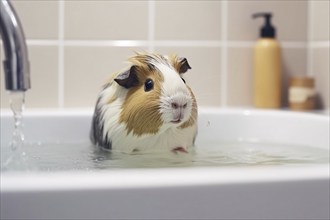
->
{"left": 1, "top": 0, "right": 329, "bottom": 110}
{"left": 310, "top": 0, "right": 330, "bottom": 109}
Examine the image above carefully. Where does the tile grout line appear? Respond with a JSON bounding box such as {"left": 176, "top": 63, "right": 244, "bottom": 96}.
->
{"left": 62, "top": 40, "right": 149, "bottom": 47}
{"left": 307, "top": 0, "right": 313, "bottom": 77}
{"left": 23, "top": 40, "right": 322, "bottom": 48}
{"left": 148, "top": 0, "right": 155, "bottom": 52}
{"left": 310, "top": 41, "right": 330, "bottom": 48}
{"left": 58, "top": 0, "right": 65, "bottom": 109}
{"left": 220, "top": 0, "right": 228, "bottom": 107}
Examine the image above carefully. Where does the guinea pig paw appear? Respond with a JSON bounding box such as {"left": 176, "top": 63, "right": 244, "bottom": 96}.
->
{"left": 172, "top": 146, "right": 188, "bottom": 154}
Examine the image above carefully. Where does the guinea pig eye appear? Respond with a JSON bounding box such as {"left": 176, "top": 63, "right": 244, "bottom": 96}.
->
{"left": 181, "top": 78, "right": 186, "bottom": 84}
{"left": 144, "top": 79, "right": 154, "bottom": 92}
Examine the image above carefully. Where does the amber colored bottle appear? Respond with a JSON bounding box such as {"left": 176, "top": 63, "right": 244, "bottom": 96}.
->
{"left": 253, "top": 13, "right": 281, "bottom": 108}
{"left": 289, "top": 76, "right": 315, "bottom": 111}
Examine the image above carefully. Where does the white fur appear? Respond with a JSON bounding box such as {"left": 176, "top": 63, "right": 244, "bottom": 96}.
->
{"left": 98, "top": 59, "right": 197, "bottom": 154}
{"left": 153, "top": 62, "right": 193, "bottom": 125}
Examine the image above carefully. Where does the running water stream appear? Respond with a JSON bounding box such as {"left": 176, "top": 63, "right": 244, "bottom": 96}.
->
{"left": 2, "top": 91, "right": 33, "bottom": 170}
{"left": 9, "top": 92, "right": 25, "bottom": 151}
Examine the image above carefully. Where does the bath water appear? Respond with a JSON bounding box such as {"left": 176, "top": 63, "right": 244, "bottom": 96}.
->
{"left": 1, "top": 140, "right": 329, "bottom": 171}
{"left": 1, "top": 93, "right": 328, "bottom": 171}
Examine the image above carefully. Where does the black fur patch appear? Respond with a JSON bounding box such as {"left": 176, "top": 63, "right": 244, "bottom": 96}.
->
{"left": 90, "top": 97, "right": 112, "bottom": 149}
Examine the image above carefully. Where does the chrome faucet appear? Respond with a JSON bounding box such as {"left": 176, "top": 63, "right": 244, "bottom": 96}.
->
{"left": 0, "top": 0, "right": 30, "bottom": 91}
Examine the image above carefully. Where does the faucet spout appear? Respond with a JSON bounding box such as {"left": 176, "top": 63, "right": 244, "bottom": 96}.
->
{"left": 0, "top": 0, "right": 30, "bottom": 91}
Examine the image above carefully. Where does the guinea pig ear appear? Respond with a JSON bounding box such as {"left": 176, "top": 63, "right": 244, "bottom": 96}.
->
{"left": 114, "top": 66, "right": 139, "bottom": 89}
{"left": 178, "top": 57, "right": 192, "bottom": 74}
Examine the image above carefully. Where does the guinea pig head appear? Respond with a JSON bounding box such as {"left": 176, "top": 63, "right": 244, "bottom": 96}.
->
{"left": 114, "top": 53, "right": 197, "bottom": 137}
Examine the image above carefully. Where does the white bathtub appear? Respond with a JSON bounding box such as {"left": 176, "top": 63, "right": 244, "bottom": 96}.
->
{"left": 1, "top": 108, "right": 329, "bottom": 219}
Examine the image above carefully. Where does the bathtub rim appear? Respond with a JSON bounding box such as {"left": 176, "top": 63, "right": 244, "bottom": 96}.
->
{"left": 1, "top": 106, "right": 329, "bottom": 117}
{"left": 1, "top": 164, "right": 329, "bottom": 192}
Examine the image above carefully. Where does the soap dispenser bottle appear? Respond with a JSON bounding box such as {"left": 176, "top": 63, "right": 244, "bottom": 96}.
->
{"left": 252, "top": 12, "right": 281, "bottom": 108}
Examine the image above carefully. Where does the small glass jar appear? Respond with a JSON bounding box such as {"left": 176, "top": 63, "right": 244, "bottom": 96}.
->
{"left": 289, "top": 76, "right": 316, "bottom": 111}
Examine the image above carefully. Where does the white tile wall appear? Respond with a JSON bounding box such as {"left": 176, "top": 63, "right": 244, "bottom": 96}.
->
{"left": 0, "top": 0, "right": 329, "bottom": 110}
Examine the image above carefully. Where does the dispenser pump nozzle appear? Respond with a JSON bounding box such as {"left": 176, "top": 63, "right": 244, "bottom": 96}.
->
{"left": 252, "top": 12, "right": 276, "bottom": 38}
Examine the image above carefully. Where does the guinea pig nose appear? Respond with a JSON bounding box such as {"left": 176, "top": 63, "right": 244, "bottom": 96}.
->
{"left": 171, "top": 102, "right": 187, "bottom": 109}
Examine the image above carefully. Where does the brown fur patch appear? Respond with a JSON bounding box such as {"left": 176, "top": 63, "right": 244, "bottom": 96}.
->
{"left": 129, "top": 52, "right": 168, "bottom": 69}
{"left": 168, "top": 54, "right": 183, "bottom": 75}
{"left": 119, "top": 54, "right": 165, "bottom": 136}
{"left": 168, "top": 55, "right": 188, "bottom": 74}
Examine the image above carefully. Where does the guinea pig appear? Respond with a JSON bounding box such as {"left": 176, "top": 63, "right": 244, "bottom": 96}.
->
{"left": 90, "top": 52, "right": 198, "bottom": 154}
